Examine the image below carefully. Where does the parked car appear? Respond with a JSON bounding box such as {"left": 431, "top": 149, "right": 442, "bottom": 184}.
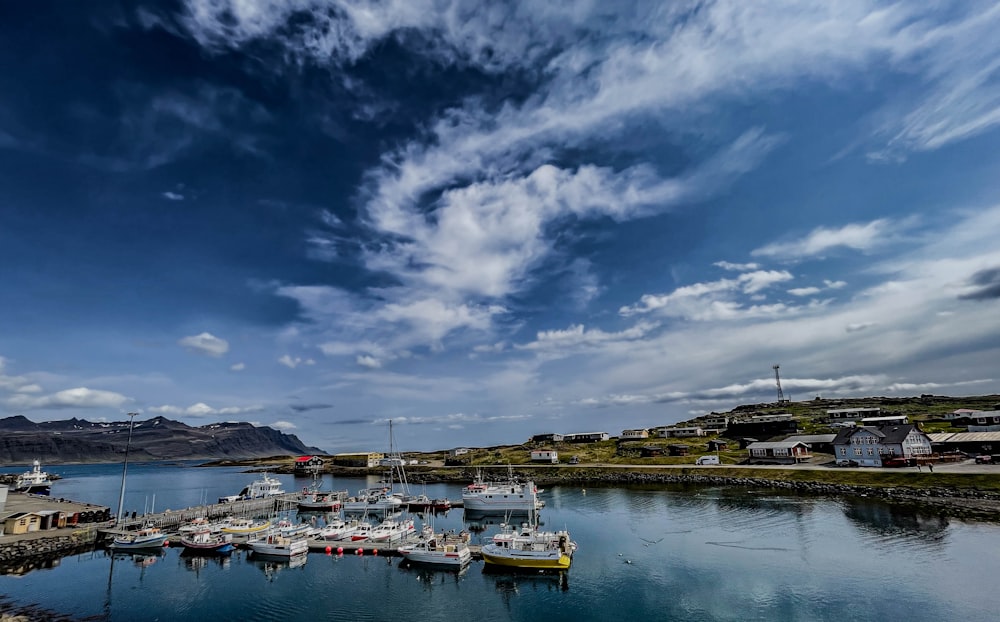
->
{"left": 975, "top": 455, "right": 993, "bottom": 464}
{"left": 836, "top": 459, "right": 859, "bottom": 467}
{"left": 695, "top": 455, "right": 721, "bottom": 465}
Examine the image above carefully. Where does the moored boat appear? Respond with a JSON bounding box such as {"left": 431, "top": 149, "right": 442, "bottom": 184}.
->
{"left": 220, "top": 517, "right": 271, "bottom": 534}
{"left": 316, "top": 518, "right": 361, "bottom": 541}
{"left": 481, "top": 522, "right": 575, "bottom": 571}
{"left": 247, "top": 531, "right": 309, "bottom": 557}
{"left": 461, "top": 468, "right": 540, "bottom": 513}
{"left": 111, "top": 525, "right": 168, "bottom": 550}
{"left": 14, "top": 460, "right": 53, "bottom": 495}
{"left": 398, "top": 534, "right": 471, "bottom": 568}
{"left": 218, "top": 473, "right": 285, "bottom": 503}
{"left": 368, "top": 517, "right": 415, "bottom": 543}
{"left": 342, "top": 488, "right": 404, "bottom": 513}
{"left": 180, "top": 528, "right": 234, "bottom": 554}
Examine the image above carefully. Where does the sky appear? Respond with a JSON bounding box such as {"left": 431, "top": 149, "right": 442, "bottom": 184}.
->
{"left": 1, "top": 1, "right": 999, "bottom": 454}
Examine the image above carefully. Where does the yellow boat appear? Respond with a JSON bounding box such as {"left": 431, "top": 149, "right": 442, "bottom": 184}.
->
{"left": 480, "top": 523, "right": 575, "bottom": 570}
{"left": 220, "top": 518, "right": 271, "bottom": 534}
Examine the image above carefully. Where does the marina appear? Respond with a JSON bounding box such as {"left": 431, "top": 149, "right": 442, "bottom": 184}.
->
{"left": 4, "top": 462, "right": 1000, "bottom": 621}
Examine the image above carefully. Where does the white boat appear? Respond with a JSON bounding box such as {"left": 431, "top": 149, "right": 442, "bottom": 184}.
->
{"left": 111, "top": 525, "right": 168, "bottom": 550}
{"left": 218, "top": 473, "right": 285, "bottom": 503}
{"left": 275, "top": 518, "right": 315, "bottom": 538}
{"left": 368, "top": 517, "right": 415, "bottom": 543}
{"left": 350, "top": 521, "right": 375, "bottom": 541}
{"left": 247, "top": 531, "right": 310, "bottom": 557}
{"left": 14, "top": 460, "right": 53, "bottom": 495}
{"left": 398, "top": 533, "right": 471, "bottom": 568}
{"left": 220, "top": 517, "right": 271, "bottom": 534}
{"left": 481, "top": 522, "right": 576, "bottom": 570}
{"left": 461, "top": 468, "right": 540, "bottom": 513}
{"left": 316, "top": 518, "right": 361, "bottom": 541}
{"left": 342, "top": 488, "right": 404, "bottom": 513}
{"left": 180, "top": 529, "right": 234, "bottom": 554}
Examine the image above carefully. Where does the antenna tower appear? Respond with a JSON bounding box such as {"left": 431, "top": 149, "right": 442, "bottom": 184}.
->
{"left": 772, "top": 364, "right": 785, "bottom": 402}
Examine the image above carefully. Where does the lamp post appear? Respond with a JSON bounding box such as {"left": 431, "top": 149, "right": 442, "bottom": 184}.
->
{"left": 115, "top": 412, "right": 138, "bottom": 528}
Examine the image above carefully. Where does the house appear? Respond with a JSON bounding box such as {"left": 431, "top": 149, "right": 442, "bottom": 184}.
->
{"left": 654, "top": 426, "right": 705, "bottom": 438}
{"left": 827, "top": 407, "right": 880, "bottom": 421}
{"left": 293, "top": 455, "right": 324, "bottom": 473}
{"left": 621, "top": 429, "right": 649, "bottom": 439}
{"left": 703, "top": 415, "right": 730, "bottom": 430}
{"left": 726, "top": 417, "right": 798, "bottom": 438}
{"left": 928, "top": 431, "right": 1000, "bottom": 456}
{"left": 706, "top": 439, "right": 729, "bottom": 452}
{"left": 563, "top": 432, "right": 610, "bottom": 443}
{"left": 832, "top": 424, "right": 932, "bottom": 467}
{"left": 449, "top": 447, "right": 471, "bottom": 457}
{"left": 639, "top": 446, "right": 665, "bottom": 457}
{"left": 861, "top": 415, "right": 908, "bottom": 426}
{"left": 331, "top": 452, "right": 384, "bottom": 468}
{"left": 783, "top": 434, "right": 837, "bottom": 454}
{"left": 530, "top": 433, "right": 564, "bottom": 443}
{"left": 967, "top": 410, "right": 1000, "bottom": 432}
{"left": 530, "top": 449, "right": 559, "bottom": 463}
{"left": 750, "top": 413, "right": 794, "bottom": 423}
{"left": 746, "top": 441, "right": 812, "bottom": 464}
{"left": 942, "top": 409, "right": 980, "bottom": 420}
{"left": 667, "top": 444, "right": 690, "bottom": 456}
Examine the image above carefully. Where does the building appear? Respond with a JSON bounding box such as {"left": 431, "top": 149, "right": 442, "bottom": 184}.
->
{"left": 563, "top": 432, "right": 610, "bottom": 443}
{"left": 653, "top": 426, "right": 705, "bottom": 438}
{"left": 621, "top": 429, "right": 649, "bottom": 439}
{"left": 726, "top": 418, "right": 798, "bottom": 438}
{"left": 706, "top": 439, "right": 729, "bottom": 452}
{"left": 530, "top": 449, "right": 559, "bottom": 463}
{"left": 832, "top": 424, "right": 932, "bottom": 467}
{"left": 2, "top": 512, "right": 42, "bottom": 535}
{"left": 966, "top": 410, "right": 1000, "bottom": 432}
{"left": 746, "top": 441, "right": 812, "bottom": 464}
{"left": 783, "top": 434, "right": 837, "bottom": 454}
{"left": 750, "top": 413, "right": 794, "bottom": 423}
{"left": 703, "top": 415, "right": 730, "bottom": 430}
{"left": 667, "top": 444, "right": 690, "bottom": 456}
{"left": 530, "top": 433, "right": 564, "bottom": 443}
{"left": 860, "top": 415, "right": 908, "bottom": 426}
{"left": 293, "top": 455, "right": 324, "bottom": 473}
{"left": 928, "top": 431, "right": 1000, "bottom": 455}
{"left": 827, "top": 407, "right": 881, "bottom": 421}
{"left": 331, "top": 452, "right": 384, "bottom": 468}
{"left": 449, "top": 447, "right": 471, "bottom": 457}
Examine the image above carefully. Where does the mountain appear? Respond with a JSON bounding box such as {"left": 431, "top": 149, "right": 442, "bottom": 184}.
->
{"left": 0, "top": 415, "right": 324, "bottom": 464}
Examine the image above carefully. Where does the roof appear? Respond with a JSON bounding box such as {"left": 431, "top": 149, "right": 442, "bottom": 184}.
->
{"left": 746, "top": 441, "right": 809, "bottom": 449}
{"left": 930, "top": 431, "right": 1000, "bottom": 443}
{"left": 784, "top": 434, "right": 837, "bottom": 444}
{"left": 833, "top": 424, "right": 926, "bottom": 445}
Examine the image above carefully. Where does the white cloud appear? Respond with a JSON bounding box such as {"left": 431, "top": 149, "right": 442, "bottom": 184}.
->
{"left": 179, "top": 332, "right": 229, "bottom": 357}
{"left": 752, "top": 219, "right": 892, "bottom": 259}
{"left": 6, "top": 387, "right": 131, "bottom": 410}
{"left": 788, "top": 287, "right": 821, "bottom": 297}
{"left": 845, "top": 322, "right": 877, "bottom": 333}
{"left": 162, "top": 191, "right": 184, "bottom": 200}
{"left": 271, "top": 420, "right": 296, "bottom": 430}
{"left": 620, "top": 270, "right": 794, "bottom": 318}
{"left": 278, "top": 355, "right": 316, "bottom": 369}
{"left": 714, "top": 261, "right": 760, "bottom": 272}
{"left": 356, "top": 355, "right": 381, "bottom": 369}
{"left": 149, "top": 403, "right": 263, "bottom": 417}
{"left": 230, "top": 362, "right": 245, "bottom": 371}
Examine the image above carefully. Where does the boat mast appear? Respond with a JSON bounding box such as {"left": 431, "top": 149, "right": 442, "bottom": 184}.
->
{"left": 115, "top": 412, "right": 138, "bottom": 528}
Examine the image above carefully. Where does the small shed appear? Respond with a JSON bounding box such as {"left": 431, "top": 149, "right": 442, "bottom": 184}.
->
{"left": 2, "top": 512, "right": 41, "bottom": 535}
{"left": 667, "top": 444, "right": 690, "bottom": 456}
{"left": 707, "top": 439, "right": 729, "bottom": 452}
{"left": 639, "top": 446, "right": 665, "bottom": 457}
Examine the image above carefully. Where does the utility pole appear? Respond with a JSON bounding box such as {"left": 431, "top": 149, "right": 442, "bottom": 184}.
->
{"left": 773, "top": 365, "right": 785, "bottom": 403}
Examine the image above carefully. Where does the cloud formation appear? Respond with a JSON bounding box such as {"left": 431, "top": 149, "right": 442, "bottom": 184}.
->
{"left": 179, "top": 332, "right": 229, "bottom": 357}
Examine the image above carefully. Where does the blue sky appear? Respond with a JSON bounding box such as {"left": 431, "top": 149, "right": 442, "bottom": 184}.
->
{"left": 2, "top": 1, "right": 999, "bottom": 453}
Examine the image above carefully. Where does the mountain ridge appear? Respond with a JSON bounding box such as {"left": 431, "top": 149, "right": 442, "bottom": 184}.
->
{"left": 0, "top": 415, "right": 324, "bottom": 465}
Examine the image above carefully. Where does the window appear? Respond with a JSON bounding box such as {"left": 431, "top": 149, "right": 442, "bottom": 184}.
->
{"left": 839, "top": 448, "right": 847, "bottom": 456}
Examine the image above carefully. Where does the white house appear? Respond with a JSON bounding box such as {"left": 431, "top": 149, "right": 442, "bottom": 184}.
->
{"left": 746, "top": 441, "right": 812, "bottom": 464}
{"left": 832, "top": 424, "right": 932, "bottom": 467}
{"left": 749, "top": 413, "right": 794, "bottom": 423}
{"left": 621, "top": 429, "right": 649, "bottom": 439}
{"left": 654, "top": 426, "right": 705, "bottom": 438}
{"left": 827, "top": 407, "right": 880, "bottom": 421}
{"left": 449, "top": 447, "right": 471, "bottom": 457}
{"left": 530, "top": 449, "right": 559, "bottom": 463}
{"left": 703, "top": 415, "right": 729, "bottom": 430}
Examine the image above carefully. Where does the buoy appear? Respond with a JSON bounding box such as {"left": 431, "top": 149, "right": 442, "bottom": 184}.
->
{"left": 373, "top": 549, "right": 378, "bottom": 556}
{"left": 163, "top": 541, "right": 169, "bottom": 548}
{"left": 337, "top": 546, "right": 344, "bottom": 555}
{"left": 325, "top": 546, "right": 332, "bottom": 555}
{"left": 356, "top": 548, "right": 363, "bottom": 555}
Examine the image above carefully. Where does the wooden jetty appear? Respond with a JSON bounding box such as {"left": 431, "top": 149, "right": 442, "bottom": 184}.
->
{"left": 98, "top": 493, "right": 302, "bottom": 538}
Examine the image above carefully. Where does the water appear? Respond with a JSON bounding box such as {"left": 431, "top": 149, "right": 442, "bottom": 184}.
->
{"left": 3, "top": 463, "right": 1000, "bottom": 620}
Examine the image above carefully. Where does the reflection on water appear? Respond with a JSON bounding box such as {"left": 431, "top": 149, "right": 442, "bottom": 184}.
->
{"left": 843, "top": 498, "right": 949, "bottom": 545}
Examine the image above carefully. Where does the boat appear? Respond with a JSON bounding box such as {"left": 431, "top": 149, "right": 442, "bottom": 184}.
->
{"left": 480, "top": 522, "right": 576, "bottom": 571}
{"left": 180, "top": 528, "right": 234, "bottom": 554}
{"left": 368, "top": 517, "right": 415, "bottom": 543}
{"left": 220, "top": 517, "right": 271, "bottom": 534}
{"left": 218, "top": 473, "right": 285, "bottom": 503}
{"left": 110, "top": 525, "right": 168, "bottom": 550}
{"left": 14, "top": 460, "right": 53, "bottom": 495}
{"left": 275, "top": 518, "right": 315, "bottom": 538}
{"left": 397, "top": 533, "right": 472, "bottom": 568}
{"left": 350, "top": 521, "right": 375, "bottom": 541}
{"left": 342, "top": 488, "right": 404, "bottom": 513}
{"left": 296, "top": 489, "right": 344, "bottom": 512}
{"left": 247, "top": 531, "right": 310, "bottom": 557}
{"left": 461, "top": 467, "right": 541, "bottom": 513}
{"left": 316, "top": 518, "right": 361, "bottom": 541}
{"left": 431, "top": 498, "right": 452, "bottom": 512}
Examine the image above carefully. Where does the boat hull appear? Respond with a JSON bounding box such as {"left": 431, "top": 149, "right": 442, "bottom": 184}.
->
{"left": 480, "top": 549, "right": 571, "bottom": 570}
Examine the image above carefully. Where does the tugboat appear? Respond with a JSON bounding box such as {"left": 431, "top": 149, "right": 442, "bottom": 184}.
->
{"left": 14, "top": 460, "right": 53, "bottom": 495}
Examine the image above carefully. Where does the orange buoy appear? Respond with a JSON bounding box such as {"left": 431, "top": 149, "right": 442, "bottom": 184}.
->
{"left": 337, "top": 547, "right": 344, "bottom": 555}
{"left": 325, "top": 546, "right": 332, "bottom": 555}
{"left": 373, "top": 549, "right": 378, "bottom": 556}
{"left": 356, "top": 548, "right": 363, "bottom": 555}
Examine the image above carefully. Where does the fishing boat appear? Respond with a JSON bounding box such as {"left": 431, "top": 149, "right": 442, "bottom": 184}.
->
{"left": 296, "top": 489, "right": 344, "bottom": 512}
{"left": 13, "top": 460, "right": 53, "bottom": 495}
{"left": 110, "top": 525, "right": 168, "bottom": 550}
{"left": 275, "top": 518, "right": 315, "bottom": 538}
{"left": 368, "top": 516, "right": 415, "bottom": 543}
{"left": 350, "top": 521, "right": 375, "bottom": 541}
{"left": 179, "top": 528, "right": 234, "bottom": 554}
{"left": 218, "top": 473, "right": 285, "bottom": 503}
{"left": 247, "top": 530, "right": 310, "bottom": 557}
{"left": 431, "top": 498, "right": 452, "bottom": 512}
{"left": 481, "top": 522, "right": 576, "bottom": 570}
{"left": 316, "top": 518, "right": 361, "bottom": 541}
{"left": 398, "top": 534, "right": 472, "bottom": 568}
{"left": 342, "top": 488, "right": 403, "bottom": 513}
{"left": 220, "top": 517, "right": 271, "bottom": 534}
{"left": 461, "top": 467, "right": 541, "bottom": 513}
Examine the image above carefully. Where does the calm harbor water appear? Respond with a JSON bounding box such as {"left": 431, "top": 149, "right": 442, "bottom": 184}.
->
{"left": 3, "top": 462, "right": 1000, "bottom": 621}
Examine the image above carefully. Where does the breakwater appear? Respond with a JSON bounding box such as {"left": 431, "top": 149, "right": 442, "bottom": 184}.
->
{"left": 0, "top": 527, "right": 97, "bottom": 575}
